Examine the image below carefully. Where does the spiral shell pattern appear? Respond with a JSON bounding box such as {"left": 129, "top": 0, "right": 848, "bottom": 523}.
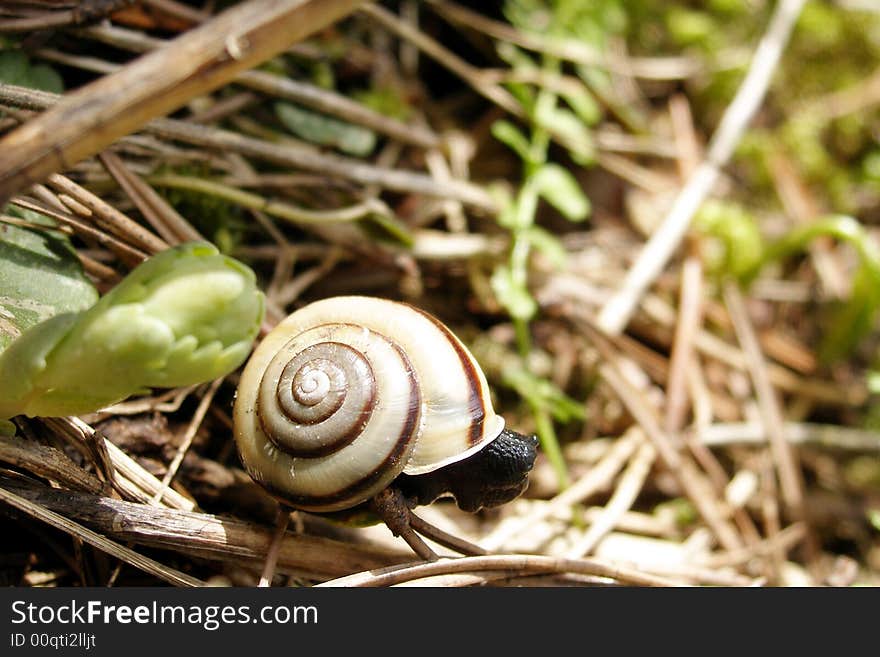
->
{"left": 233, "top": 296, "right": 505, "bottom": 512}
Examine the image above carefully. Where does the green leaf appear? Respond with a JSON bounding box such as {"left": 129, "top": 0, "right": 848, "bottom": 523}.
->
{"left": 0, "top": 218, "right": 99, "bottom": 354}
{"left": 535, "top": 105, "right": 595, "bottom": 164}
{"left": 561, "top": 88, "right": 601, "bottom": 127}
{"left": 0, "top": 50, "right": 62, "bottom": 93}
{"left": 26, "top": 64, "right": 63, "bottom": 94}
{"left": 360, "top": 211, "right": 414, "bottom": 248}
{"left": 526, "top": 225, "right": 568, "bottom": 268}
{"left": 351, "top": 86, "right": 411, "bottom": 121}
{"left": 867, "top": 370, "right": 880, "bottom": 394}
{"left": 532, "top": 163, "right": 591, "bottom": 221}
{"left": 739, "top": 214, "right": 880, "bottom": 361}
{"left": 0, "top": 50, "right": 28, "bottom": 85}
{"left": 490, "top": 264, "right": 537, "bottom": 321}
{"left": 0, "top": 243, "right": 265, "bottom": 419}
{"left": 494, "top": 41, "right": 537, "bottom": 111}
{"left": 656, "top": 498, "right": 699, "bottom": 528}
{"left": 694, "top": 199, "right": 764, "bottom": 280}
{"left": 820, "top": 264, "right": 880, "bottom": 363}
{"left": 667, "top": 8, "right": 717, "bottom": 48}
{"left": 274, "top": 102, "right": 376, "bottom": 156}
{"left": 487, "top": 183, "right": 522, "bottom": 231}
{"left": 492, "top": 120, "right": 533, "bottom": 164}
{"left": 501, "top": 366, "right": 586, "bottom": 423}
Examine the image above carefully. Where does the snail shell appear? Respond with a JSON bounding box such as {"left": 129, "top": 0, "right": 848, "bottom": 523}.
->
{"left": 233, "top": 296, "right": 505, "bottom": 512}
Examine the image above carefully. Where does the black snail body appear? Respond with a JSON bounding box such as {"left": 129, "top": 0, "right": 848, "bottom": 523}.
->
{"left": 232, "top": 296, "right": 537, "bottom": 518}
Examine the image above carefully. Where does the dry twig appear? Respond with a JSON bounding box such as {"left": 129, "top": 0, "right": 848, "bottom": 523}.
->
{"left": 596, "top": 0, "right": 808, "bottom": 334}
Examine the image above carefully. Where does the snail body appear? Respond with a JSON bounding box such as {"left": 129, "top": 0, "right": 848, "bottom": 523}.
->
{"left": 234, "top": 296, "right": 534, "bottom": 514}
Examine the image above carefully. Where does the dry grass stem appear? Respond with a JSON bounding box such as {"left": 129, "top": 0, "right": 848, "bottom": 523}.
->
{"left": 74, "top": 22, "right": 441, "bottom": 149}
{"left": 99, "top": 151, "right": 205, "bottom": 244}
{"left": 0, "top": 84, "right": 496, "bottom": 208}
{"left": 481, "top": 429, "right": 642, "bottom": 552}
{"left": 584, "top": 323, "right": 744, "bottom": 551}
{"left": 596, "top": 0, "right": 808, "bottom": 334}
{"left": 664, "top": 256, "right": 704, "bottom": 434}
{"left": 3, "top": 478, "right": 408, "bottom": 580}
{"left": 697, "top": 422, "right": 880, "bottom": 451}
{"left": 9, "top": 196, "right": 149, "bottom": 266}
{"left": 152, "top": 378, "right": 222, "bottom": 504}
{"left": 318, "top": 554, "right": 689, "bottom": 588}
{"left": 565, "top": 441, "right": 657, "bottom": 558}
{"left": 722, "top": 281, "right": 817, "bottom": 567}
{"left": 47, "top": 173, "right": 168, "bottom": 254}
{"left": 0, "top": 481, "right": 204, "bottom": 587}
{"left": 0, "top": 0, "right": 369, "bottom": 202}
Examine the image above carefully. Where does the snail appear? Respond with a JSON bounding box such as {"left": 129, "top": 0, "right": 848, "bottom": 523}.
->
{"left": 233, "top": 295, "right": 538, "bottom": 559}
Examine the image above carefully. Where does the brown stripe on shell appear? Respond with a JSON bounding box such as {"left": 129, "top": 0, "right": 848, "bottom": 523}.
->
{"left": 407, "top": 304, "right": 486, "bottom": 447}
{"left": 277, "top": 356, "right": 346, "bottom": 426}
{"left": 255, "top": 338, "right": 423, "bottom": 511}
{"left": 258, "top": 341, "right": 376, "bottom": 458}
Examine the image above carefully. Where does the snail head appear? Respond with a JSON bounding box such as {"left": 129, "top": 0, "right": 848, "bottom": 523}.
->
{"left": 396, "top": 428, "right": 539, "bottom": 513}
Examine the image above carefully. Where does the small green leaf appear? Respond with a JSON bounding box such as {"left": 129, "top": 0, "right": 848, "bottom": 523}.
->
{"left": 0, "top": 218, "right": 98, "bottom": 354}
{"left": 0, "top": 50, "right": 28, "bottom": 85}
{"left": 820, "top": 264, "right": 880, "bottom": 363}
{"left": 736, "top": 213, "right": 880, "bottom": 362}
{"left": 695, "top": 199, "right": 764, "bottom": 280}
{"left": 0, "top": 50, "right": 62, "bottom": 93}
{"left": 526, "top": 225, "right": 568, "bottom": 268}
{"left": 492, "top": 120, "right": 533, "bottom": 164}
{"left": 494, "top": 42, "right": 538, "bottom": 110}
{"left": 867, "top": 370, "right": 880, "bottom": 394}
{"left": 656, "top": 498, "right": 699, "bottom": 528}
{"left": 501, "top": 366, "right": 586, "bottom": 423}
{"left": 535, "top": 105, "right": 595, "bottom": 164}
{"left": 666, "top": 8, "right": 717, "bottom": 47}
{"left": 561, "top": 88, "right": 601, "bottom": 126}
{"left": 532, "top": 163, "right": 591, "bottom": 221}
{"left": 487, "top": 183, "right": 520, "bottom": 231}
{"left": 26, "top": 64, "right": 63, "bottom": 94}
{"left": 360, "top": 212, "right": 414, "bottom": 248}
{"left": 490, "top": 265, "right": 537, "bottom": 321}
{"left": 274, "top": 102, "right": 376, "bottom": 156}
{"left": 351, "top": 86, "right": 411, "bottom": 121}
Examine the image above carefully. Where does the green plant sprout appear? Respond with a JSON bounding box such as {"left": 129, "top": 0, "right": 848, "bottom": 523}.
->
{"left": 694, "top": 199, "right": 765, "bottom": 281}
{"left": 486, "top": 0, "right": 615, "bottom": 489}
{"left": 0, "top": 242, "right": 265, "bottom": 422}
{"left": 696, "top": 203, "right": 880, "bottom": 363}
